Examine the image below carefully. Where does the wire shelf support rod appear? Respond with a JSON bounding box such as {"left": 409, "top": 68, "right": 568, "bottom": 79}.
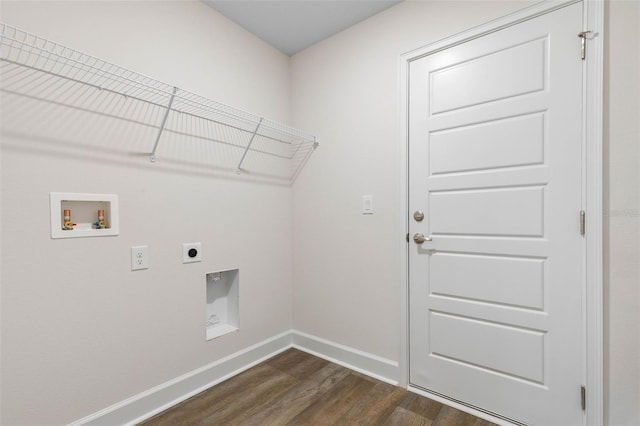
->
{"left": 236, "top": 117, "right": 264, "bottom": 174}
{"left": 150, "top": 86, "right": 178, "bottom": 162}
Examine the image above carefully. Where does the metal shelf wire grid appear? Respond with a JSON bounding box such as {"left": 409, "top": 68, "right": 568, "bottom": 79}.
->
{"left": 0, "top": 23, "right": 318, "bottom": 183}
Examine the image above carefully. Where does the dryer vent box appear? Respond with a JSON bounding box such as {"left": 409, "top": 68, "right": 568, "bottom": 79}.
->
{"left": 206, "top": 269, "right": 239, "bottom": 340}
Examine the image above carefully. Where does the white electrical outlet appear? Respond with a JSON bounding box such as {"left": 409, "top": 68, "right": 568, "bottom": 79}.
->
{"left": 131, "top": 245, "right": 149, "bottom": 271}
{"left": 183, "top": 242, "right": 202, "bottom": 263}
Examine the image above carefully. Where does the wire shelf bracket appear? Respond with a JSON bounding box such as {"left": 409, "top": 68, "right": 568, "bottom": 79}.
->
{"left": 236, "top": 117, "right": 264, "bottom": 174}
{"left": 150, "top": 86, "right": 178, "bottom": 163}
{"left": 0, "top": 22, "right": 319, "bottom": 184}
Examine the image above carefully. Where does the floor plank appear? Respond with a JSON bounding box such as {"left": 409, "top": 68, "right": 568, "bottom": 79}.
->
{"left": 265, "top": 348, "right": 330, "bottom": 380}
{"left": 140, "top": 348, "right": 497, "bottom": 426}
{"left": 385, "top": 406, "right": 433, "bottom": 426}
{"left": 397, "top": 392, "right": 443, "bottom": 421}
{"left": 432, "top": 406, "right": 496, "bottom": 426}
{"left": 242, "top": 363, "right": 351, "bottom": 425}
{"left": 194, "top": 367, "right": 297, "bottom": 425}
{"left": 143, "top": 363, "right": 278, "bottom": 425}
{"left": 287, "top": 373, "right": 377, "bottom": 424}
{"left": 336, "top": 381, "right": 406, "bottom": 425}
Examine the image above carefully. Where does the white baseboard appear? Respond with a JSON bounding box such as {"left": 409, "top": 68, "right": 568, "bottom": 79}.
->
{"left": 70, "top": 331, "right": 293, "bottom": 426}
{"left": 291, "top": 329, "right": 400, "bottom": 385}
{"left": 69, "top": 330, "right": 400, "bottom": 425}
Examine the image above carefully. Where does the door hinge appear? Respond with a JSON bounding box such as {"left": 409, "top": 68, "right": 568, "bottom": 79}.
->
{"left": 580, "top": 210, "right": 586, "bottom": 236}
{"left": 578, "top": 31, "right": 592, "bottom": 60}
{"left": 406, "top": 233, "right": 409, "bottom": 243}
{"left": 581, "top": 385, "right": 586, "bottom": 411}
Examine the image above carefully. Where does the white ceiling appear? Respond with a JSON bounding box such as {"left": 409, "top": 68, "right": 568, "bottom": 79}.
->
{"left": 202, "top": 0, "right": 403, "bottom": 56}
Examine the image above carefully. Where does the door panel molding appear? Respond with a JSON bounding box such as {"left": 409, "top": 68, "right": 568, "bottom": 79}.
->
{"left": 397, "top": 1, "right": 603, "bottom": 425}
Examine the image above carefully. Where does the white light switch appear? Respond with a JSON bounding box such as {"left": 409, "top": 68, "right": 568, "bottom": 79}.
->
{"left": 362, "top": 195, "right": 373, "bottom": 214}
{"left": 131, "top": 245, "right": 149, "bottom": 271}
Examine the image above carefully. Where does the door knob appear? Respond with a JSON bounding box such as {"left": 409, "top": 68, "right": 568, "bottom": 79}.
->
{"left": 413, "top": 233, "right": 432, "bottom": 244}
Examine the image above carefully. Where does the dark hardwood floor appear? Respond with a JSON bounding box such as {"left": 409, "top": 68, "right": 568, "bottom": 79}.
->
{"left": 140, "top": 348, "right": 496, "bottom": 426}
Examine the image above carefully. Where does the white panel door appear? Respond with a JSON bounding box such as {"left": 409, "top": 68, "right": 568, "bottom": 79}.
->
{"left": 408, "top": 3, "right": 585, "bottom": 425}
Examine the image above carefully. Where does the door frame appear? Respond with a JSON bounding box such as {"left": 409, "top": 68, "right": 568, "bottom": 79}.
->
{"left": 397, "top": 1, "right": 604, "bottom": 425}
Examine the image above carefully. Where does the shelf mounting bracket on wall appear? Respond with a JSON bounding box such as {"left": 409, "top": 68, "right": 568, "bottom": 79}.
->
{"left": 150, "top": 86, "right": 178, "bottom": 162}
{"left": 236, "top": 117, "right": 264, "bottom": 174}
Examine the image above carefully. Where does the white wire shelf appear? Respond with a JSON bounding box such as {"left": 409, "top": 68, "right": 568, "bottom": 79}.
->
{"left": 0, "top": 23, "right": 318, "bottom": 183}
